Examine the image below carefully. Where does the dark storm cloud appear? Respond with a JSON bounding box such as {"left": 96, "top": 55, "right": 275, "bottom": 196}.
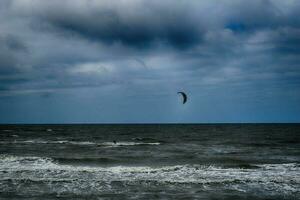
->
{"left": 18, "top": 0, "right": 300, "bottom": 50}
{"left": 28, "top": 1, "right": 202, "bottom": 49}
{"left": 55, "top": 14, "right": 199, "bottom": 49}
{"left": 1, "top": 0, "right": 300, "bottom": 96}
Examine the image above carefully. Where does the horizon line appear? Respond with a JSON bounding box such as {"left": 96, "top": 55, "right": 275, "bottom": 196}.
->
{"left": 1, "top": 122, "right": 299, "bottom": 126}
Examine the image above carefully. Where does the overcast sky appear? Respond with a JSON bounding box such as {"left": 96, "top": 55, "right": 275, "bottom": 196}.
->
{"left": 0, "top": 0, "right": 300, "bottom": 123}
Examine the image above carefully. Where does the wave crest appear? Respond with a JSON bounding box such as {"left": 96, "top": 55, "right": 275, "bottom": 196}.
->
{"left": 0, "top": 155, "right": 299, "bottom": 196}
{"left": 0, "top": 140, "right": 160, "bottom": 146}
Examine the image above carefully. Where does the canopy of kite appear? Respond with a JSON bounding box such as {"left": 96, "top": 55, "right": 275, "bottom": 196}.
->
{"left": 177, "top": 92, "right": 187, "bottom": 104}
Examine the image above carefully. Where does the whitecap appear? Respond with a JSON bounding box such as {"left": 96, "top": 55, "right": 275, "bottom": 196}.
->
{"left": 99, "top": 141, "right": 160, "bottom": 147}
{"left": 68, "top": 141, "right": 95, "bottom": 145}
{"left": 0, "top": 155, "right": 299, "bottom": 195}
{"left": 7, "top": 140, "right": 96, "bottom": 145}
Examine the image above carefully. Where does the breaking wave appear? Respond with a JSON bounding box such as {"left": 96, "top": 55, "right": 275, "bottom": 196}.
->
{"left": 99, "top": 141, "right": 160, "bottom": 146}
{"left": 0, "top": 140, "right": 160, "bottom": 146}
{"left": 0, "top": 155, "right": 299, "bottom": 196}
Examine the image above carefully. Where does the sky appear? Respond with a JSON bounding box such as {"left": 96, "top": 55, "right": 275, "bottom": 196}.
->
{"left": 0, "top": 0, "right": 300, "bottom": 123}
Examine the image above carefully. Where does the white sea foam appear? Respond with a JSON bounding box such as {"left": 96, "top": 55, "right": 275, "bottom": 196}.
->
{"left": 0, "top": 154, "right": 299, "bottom": 195}
{"left": 2, "top": 129, "right": 12, "bottom": 132}
{"left": 24, "top": 140, "right": 94, "bottom": 145}
{"left": 0, "top": 140, "right": 66, "bottom": 144}
{"left": 0, "top": 140, "right": 160, "bottom": 146}
{"left": 99, "top": 142, "right": 160, "bottom": 147}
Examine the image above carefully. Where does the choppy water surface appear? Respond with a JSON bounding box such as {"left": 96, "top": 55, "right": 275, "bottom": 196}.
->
{"left": 0, "top": 124, "right": 299, "bottom": 199}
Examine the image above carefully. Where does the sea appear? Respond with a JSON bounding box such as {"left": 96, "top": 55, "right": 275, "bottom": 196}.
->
{"left": 0, "top": 124, "right": 299, "bottom": 199}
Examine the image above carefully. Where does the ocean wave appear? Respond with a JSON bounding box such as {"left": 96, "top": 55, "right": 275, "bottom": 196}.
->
{"left": 98, "top": 142, "right": 160, "bottom": 147}
{"left": 1, "top": 129, "right": 13, "bottom": 132}
{"left": 0, "top": 155, "right": 299, "bottom": 195}
{"left": 0, "top": 140, "right": 160, "bottom": 146}
{"left": 1, "top": 140, "right": 95, "bottom": 145}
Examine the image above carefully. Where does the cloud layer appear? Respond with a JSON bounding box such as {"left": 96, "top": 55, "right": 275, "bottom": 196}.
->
{"left": 0, "top": 0, "right": 300, "bottom": 122}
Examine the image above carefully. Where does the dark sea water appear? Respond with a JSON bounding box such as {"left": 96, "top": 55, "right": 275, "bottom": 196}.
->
{"left": 0, "top": 124, "right": 299, "bottom": 199}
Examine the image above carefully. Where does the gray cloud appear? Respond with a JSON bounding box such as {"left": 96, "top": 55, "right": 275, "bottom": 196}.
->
{"left": 0, "top": 0, "right": 300, "bottom": 96}
{"left": 1, "top": 0, "right": 300, "bottom": 123}
{"left": 23, "top": 1, "right": 204, "bottom": 49}
{"left": 0, "top": 35, "right": 28, "bottom": 75}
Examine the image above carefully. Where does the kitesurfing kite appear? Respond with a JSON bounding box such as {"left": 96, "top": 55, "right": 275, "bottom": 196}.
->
{"left": 177, "top": 92, "right": 187, "bottom": 104}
